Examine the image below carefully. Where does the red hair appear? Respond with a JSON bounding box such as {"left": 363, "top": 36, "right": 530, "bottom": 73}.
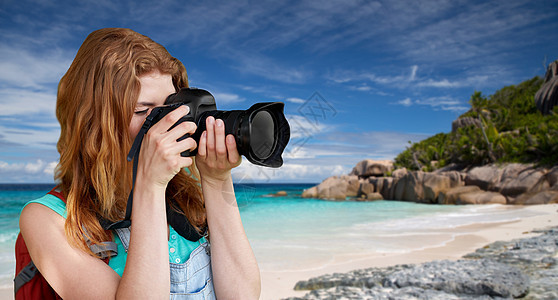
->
{"left": 55, "top": 28, "right": 205, "bottom": 255}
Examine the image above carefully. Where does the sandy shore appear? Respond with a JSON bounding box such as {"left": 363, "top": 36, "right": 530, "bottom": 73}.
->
{"left": 260, "top": 204, "right": 558, "bottom": 300}
{"left": 0, "top": 288, "right": 11, "bottom": 300}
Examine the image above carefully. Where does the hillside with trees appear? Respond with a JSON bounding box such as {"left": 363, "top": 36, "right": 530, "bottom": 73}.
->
{"left": 394, "top": 76, "right": 558, "bottom": 171}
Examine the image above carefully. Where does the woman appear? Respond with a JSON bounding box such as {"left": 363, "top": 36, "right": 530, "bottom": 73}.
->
{"left": 19, "top": 28, "right": 261, "bottom": 299}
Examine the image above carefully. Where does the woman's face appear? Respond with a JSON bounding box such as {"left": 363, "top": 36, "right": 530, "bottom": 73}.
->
{"left": 129, "top": 70, "right": 176, "bottom": 140}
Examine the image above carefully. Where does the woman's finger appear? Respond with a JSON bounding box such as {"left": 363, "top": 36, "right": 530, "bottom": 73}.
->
{"left": 205, "top": 116, "right": 216, "bottom": 161}
{"left": 177, "top": 156, "right": 193, "bottom": 168}
{"left": 226, "top": 134, "right": 240, "bottom": 165}
{"left": 162, "top": 121, "right": 195, "bottom": 145}
{"left": 152, "top": 105, "right": 190, "bottom": 133}
{"left": 173, "top": 136, "right": 197, "bottom": 154}
{"left": 214, "top": 119, "right": 227, "bottom": 157}
{"left": 197, "top": 131, "right": 207, "bottom": 157}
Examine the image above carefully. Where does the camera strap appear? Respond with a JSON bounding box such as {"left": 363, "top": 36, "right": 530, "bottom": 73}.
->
{"left": 101, "top": 109, "right": 203, "bottom": 242}
{"left": 101, "top": 113, "right": 154, "bottom": 231}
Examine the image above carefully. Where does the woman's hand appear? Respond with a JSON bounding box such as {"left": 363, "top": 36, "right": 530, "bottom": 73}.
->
{"left": 196, "top": 116, "right": 241, "bottom": 183}
{"left": 137, "top": 105, "right": 197, "bottom": 189}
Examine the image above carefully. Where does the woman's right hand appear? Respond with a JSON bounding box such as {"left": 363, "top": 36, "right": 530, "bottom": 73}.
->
{"left": 136, "top": 105, "right": 197, "bottom": 189}
{"left": 118, "top": 104, "right": 198, "bottom": 299}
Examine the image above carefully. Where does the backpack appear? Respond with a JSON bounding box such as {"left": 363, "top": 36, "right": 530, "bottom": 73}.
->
{"left": 14, "top": 188, "right": 116, "bottom": 299}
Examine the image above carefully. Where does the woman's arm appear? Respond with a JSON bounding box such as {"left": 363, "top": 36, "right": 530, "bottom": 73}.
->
{"left": 117, "top": 106, "right": 196, "bottom": 298}
{"left": 21, "top": 106, "right": 197, "bottom": 299}
{"left": 196, "top": 116, "right": 261, "bottom": 299}
{"left": 20, "top": 179, "right": 172, "bottom": 300}
{"left": 115, "top": 183, "right": 169, "bottom": 299}
{"left": 20, "top": 204, "right": 122, "bottom": 299}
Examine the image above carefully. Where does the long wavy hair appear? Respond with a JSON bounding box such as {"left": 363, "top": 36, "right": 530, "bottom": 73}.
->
{"left": 55, "top": 28, "right": 205, "bottom": 256}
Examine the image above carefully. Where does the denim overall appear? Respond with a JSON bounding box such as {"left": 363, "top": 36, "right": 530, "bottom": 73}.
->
{"left": 115, "top": 228, "right": 216, "bottom": 299}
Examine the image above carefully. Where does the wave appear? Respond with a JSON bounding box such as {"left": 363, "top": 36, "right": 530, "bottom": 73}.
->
{"left": 0, "top": 232, "right": 17, "bottom": 244}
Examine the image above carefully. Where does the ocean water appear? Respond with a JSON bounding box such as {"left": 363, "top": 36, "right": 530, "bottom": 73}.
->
{"left": 236, "top": 184, "right": 538, "bottom": 272}
{"left": 0, "top": 184, "right": 56, "bottom": 289}
{"left": 0, "top": 183, "right": 539, "bottom": 289}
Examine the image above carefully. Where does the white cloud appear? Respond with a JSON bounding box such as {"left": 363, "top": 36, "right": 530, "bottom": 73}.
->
{"left": 0, "top": 44, "right": 71, "bottom": 89}
{"left": 417, "top": 79, "right": 461, "bottom": 88}
{"left": 0, "top": 159, "right": 57, "bottom": 175}
{"left": 397, "top": 98, "right": 413, "bottom": 107}
{"left": 329, "top": 66, "right": 475, "bottom": 90}
{"left": 410, "top": 65, "right": 418, "bottom": 81}
{"left": 0, "top": 121, "right": 60, "bottom": 150}
{"left": 212, "top": 92, "right": 245, "bottom": 104}
{"left": 415, "top": 97, "right": 469, "bottom": 112}
{"left": 329, "top": 65, "right": 425, "bottom": 89}
{"left": 230, "top": 128, "right": 430, "bottom": 183}
{"left": 286, "top": 97, "right": 306, "bottom": 104}
{"left": 232, "top": 160, "right": 349, "bottom": 183}
{"left": 0, "top": 42, "right": 65, "bottom": 154}
{"left": 286, "top": 114, "right": 331, "bottom": 139}
{"left": 355, "top": 85, "right": 372, "bottom": 92}
{"left": 24, "top": 160, "right": 46, "bottom": 173}
{"left": 158, "top": 0, "right": 384, "bottom": 54}
{"left": 319, "top": 131, "right": 431, "bottom": 158}
{"left": 44, "top": 161, "right": 58, "bottom": 175}
{"left": 362, "top": 72, "right": 407, "bottom": 86}
{"left": 0, "top": 88, "right": 57, "bottom": 116}
{"left": 392, "top": 96, "right": 468, "bottom": 112}
{"left": 346, "top": 84, "right": 373, "bottom": 92}
{"left": 329, "top": 63, "right": 506, "bottom": 111}
{"left": 381, "top": 1, "right": 556, "bottom": 66}
{"left": 227, "top": 126, "right": 431, "bottom": 183}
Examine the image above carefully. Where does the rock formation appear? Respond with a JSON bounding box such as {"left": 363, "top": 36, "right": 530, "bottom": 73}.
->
{"left": 451, "top": 116, "right": 481, "bottom": 133}
{"left": 535, "top": 60, "right": 558, "bottom": 114}
{"left": 349, "top": 159, "right": 393, "bottom": 178}
{"left": 265, "top": 191, "right": 287, "bottom": 197}
{"left": 302, "top": 159, "right": 558, "bottom": 205}
{"left": 286, "top": 227, "right": 558, "bottom": 299}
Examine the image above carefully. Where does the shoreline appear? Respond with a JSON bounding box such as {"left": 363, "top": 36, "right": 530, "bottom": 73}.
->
{"left": 1, "top": 204, "right": 556, "bottom": 300}
{"left": 260, "top": 204, "right": 558, "bottom": 299}
{"left": 0, "top": 289, "right": 9, "bottom": 300}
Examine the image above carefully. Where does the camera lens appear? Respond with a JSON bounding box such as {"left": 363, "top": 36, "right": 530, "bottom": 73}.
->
{"left": 164, "top": 88, "right": 289, "bottom": 167}
{"left": 250, "top": 110, "right": 275, "bottom": 159}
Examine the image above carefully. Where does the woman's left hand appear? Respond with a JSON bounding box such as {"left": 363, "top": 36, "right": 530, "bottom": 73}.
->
{"left": 196, "top": 116, "right": 241, "bottom": 182}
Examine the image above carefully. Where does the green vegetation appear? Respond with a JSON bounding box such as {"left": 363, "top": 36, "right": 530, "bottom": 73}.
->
{"left": 394, "top": 76, "right": 558, "bottom": 171}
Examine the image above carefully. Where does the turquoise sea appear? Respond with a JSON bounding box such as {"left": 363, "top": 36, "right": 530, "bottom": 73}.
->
{"left": 0, "top": 183, "right": 538, "bottom": 290}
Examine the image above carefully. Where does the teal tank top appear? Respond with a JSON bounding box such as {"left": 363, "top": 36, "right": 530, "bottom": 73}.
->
{"left": 24, "top": 194, "right": 207, "bottom": 276}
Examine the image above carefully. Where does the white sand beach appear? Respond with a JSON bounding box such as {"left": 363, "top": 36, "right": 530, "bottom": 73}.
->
{"left": 259, "top": 204, "right": 558, "bottom": 299}
{"left": 0, "top": 289, "right": 10, "bottom": 300}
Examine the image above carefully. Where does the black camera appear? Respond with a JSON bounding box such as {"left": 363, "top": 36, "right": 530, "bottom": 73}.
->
{"left": 105, "top": 87, "right": 290, "bottom": 236}
{"left": 128, "top": 87, "right": 290, "bottom": 168}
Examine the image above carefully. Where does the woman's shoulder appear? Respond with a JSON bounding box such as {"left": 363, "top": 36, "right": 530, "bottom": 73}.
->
{"left": 19, "top": 194, "right": 67, "bottom": 251}
{"left": 22, "top": 193, "right": 67, "bottom": 219}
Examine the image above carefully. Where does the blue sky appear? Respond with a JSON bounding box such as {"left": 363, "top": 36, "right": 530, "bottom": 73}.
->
{"left": 1, "top": 0, "right": 557, "bottom": 183}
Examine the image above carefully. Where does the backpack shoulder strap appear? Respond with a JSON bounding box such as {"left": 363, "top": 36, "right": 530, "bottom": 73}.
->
{"left": 13, "top": 261, "right": 38, "bottom": 295}
{"left": 45, "top": 187, "right": 118, "bottom": 257}
{"left": 47, "top": 187, "right": 64, "bottom": 202}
